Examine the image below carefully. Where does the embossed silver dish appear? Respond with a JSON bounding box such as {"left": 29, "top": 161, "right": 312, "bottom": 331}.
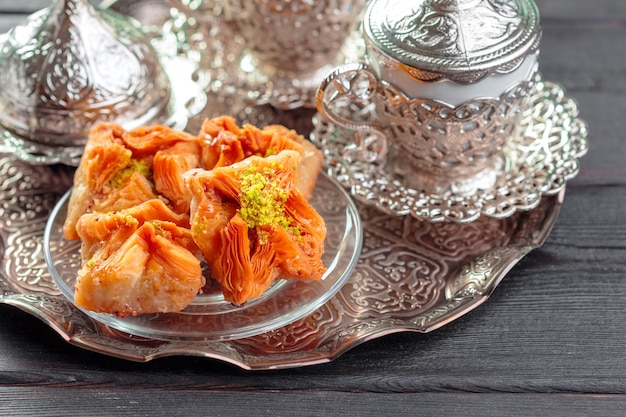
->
{"left": 0, "top": 0, "right": 207, "bottom": 166}
{"left": 0, "top": 150, "right": 563, "bottom": 369}
{"left": 312, "top": 77, "right": 588, "bottom": 223}
{"left": 0, "top": 0, "right": 582, "bottom": 370}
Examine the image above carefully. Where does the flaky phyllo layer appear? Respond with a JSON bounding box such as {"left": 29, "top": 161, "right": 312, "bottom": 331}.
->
{"left": 63, "top": 116, "right": 325, "bottom": 317}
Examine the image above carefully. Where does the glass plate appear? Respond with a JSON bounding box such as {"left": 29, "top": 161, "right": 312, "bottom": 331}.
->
{"left": 43, "top": 173, "right": 362, "bottom": 341}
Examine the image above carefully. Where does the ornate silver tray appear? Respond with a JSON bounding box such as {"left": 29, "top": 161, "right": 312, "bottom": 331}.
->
{"left": 0, "top": 0, "right": 581, "bottom": 370}
{"left": 0, "top": 150, "right": 563, "bottom": 369}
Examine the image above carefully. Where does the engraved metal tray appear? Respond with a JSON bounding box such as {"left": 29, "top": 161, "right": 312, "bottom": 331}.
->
{"left": 0, "top": 151, "right": 563, "bottom": 369}
{"left": 0, "top": 0, "right": 577, "bottom": 369}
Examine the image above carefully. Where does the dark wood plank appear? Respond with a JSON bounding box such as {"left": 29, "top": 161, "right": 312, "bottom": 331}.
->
{"left": 0, "top": 0, "right": 48, "bottom": 14}
{"left": 537, "top": 0, "right": 626, "bottom": 18}
{"left": 539, "top": 20, "right": 626, "bottom": 187}
{"left": 2, "top": 389, "right": 626, "bottom": 417}
{"left": 0, "top": 15, "right": 26, "bottom": 33}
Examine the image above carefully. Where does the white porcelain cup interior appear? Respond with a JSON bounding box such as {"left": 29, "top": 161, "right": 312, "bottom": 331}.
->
{"left": 367, "top": 52, "right": 539, "bottom": 107}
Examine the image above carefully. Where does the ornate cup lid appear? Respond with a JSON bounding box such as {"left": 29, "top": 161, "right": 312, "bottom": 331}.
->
{"left": 363, "top": 0, "right": 541, "bottom": 84}
{"left": 0, "top": 0, "right": 171, "bottom": 146}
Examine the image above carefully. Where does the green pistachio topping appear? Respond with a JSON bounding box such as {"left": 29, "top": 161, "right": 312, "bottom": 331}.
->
{"left": 238, "top": 165, "right": 300, "bottom": 242}
{"left": 107, "top": 158, "right": 152, "bottom": 188}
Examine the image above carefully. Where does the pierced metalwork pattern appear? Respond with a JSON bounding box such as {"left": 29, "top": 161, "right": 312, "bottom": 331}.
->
{"left": 317, "top": 62, "right": 537, "bottom": 184}
{"left": 376, "top": 79, "right": 535, "bottom": 180}
{"left": 364, "top": 0, "right": 541, "bottom": 83}
{"left": 311, "top": 77, "right": 588, "bottom": 222}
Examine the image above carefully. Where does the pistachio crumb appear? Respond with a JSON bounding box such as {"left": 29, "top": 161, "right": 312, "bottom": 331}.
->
{"left": 238, "top": 165, "right": 300, "bottom": 243}
{"left": 107, "top": 158, "right": 152, "bottom": 188}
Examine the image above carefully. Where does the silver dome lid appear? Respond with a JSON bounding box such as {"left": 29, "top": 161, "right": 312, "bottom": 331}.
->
{"left": 363, "top": 0, "right": 541, "bottom": 84}
{"left": 0, "top": 0, "right": 171, "bottom": 146}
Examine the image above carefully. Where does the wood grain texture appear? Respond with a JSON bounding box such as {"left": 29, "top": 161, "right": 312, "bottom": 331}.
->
{"left": 3, "top": 389, "right": 626, "bottom": 417}
{"left": 0, "top": 0, "right": 625, "bottom": 416}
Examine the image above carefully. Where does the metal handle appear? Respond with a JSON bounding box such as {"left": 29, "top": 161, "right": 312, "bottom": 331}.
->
{"left": 316, "top": 63, "right": 389, "bottom": 163}
{"left": 316, "top": 62, "right": 384, "bottom": 133}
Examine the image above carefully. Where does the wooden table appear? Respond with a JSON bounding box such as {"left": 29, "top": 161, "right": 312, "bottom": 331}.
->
{"left": 1, "top": 0, "right": 625, "bottom": 415}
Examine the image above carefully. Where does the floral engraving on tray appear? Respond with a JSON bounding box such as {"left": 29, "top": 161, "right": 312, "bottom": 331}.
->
{"left": 446, "top": 246, "right": 528, "bottom": 299}
{"left": 340, "top": 248, "right": 445, "bottom": 316}
{"left": 14, "top": 293, "right": 75, "bottom": 320}
{"left": 0, "top": 155, "right": 73, "bottom": 295}
{"left": 6, "top": 228, "right": 59, "bottom": 294}
{"left": 238, "top": 303, "right": 344, "bottom": 354}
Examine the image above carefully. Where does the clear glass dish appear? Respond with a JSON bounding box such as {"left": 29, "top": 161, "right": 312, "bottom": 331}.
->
{"left": 44, "top": 173, "right": 362, "bottom": 342}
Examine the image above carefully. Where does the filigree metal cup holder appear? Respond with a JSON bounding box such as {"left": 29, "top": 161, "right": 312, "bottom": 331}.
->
{"left": 316, "top": 63, "right": 538, "bottom": 195}
{"left": 312, "top": 77, "right": 588, "bottom": 222}
{"left": 316, "top": 0, "right": 543, "bottom": 196}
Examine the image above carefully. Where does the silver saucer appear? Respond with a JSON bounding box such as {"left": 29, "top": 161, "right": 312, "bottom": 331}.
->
{"left": 311, "top": 77, "right": 588, "bottom": 223}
